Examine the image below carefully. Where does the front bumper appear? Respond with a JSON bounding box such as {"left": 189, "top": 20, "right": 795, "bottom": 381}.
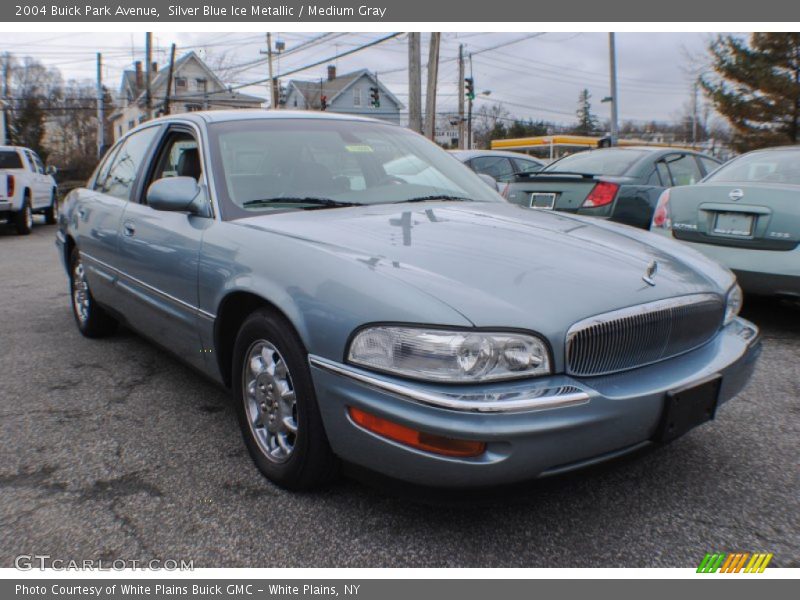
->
{"left": 310, "top": 317, "right": 761, "bottom": 487}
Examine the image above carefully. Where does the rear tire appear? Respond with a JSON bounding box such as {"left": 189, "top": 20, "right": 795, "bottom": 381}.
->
{"left": 69, "top": 248, "right": 118, "bottom": 338}
{"left": 232, "top": 308, "right": 338, "bottom": 490}
{"left": 44, "top": 190, "right": 57, "bottom": 225}
{"left": 14, "top": 196, "right": 33, "bottom": 235}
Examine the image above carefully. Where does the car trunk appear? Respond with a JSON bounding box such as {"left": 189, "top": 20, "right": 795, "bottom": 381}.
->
{"left": 504, "top": 173, "right": 627, "bottom": 211}
{"left": 669, "top": 183, "right": 800, "bottom": 251}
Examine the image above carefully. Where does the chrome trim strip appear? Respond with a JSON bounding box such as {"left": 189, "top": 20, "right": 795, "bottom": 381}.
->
{"left": 79, "top": 251, "right": 217, "bottom": 320}
{"left": 308, "top": 355, "right": 590, "bottom": 413}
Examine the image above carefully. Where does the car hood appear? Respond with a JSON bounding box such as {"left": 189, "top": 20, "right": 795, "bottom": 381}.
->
{"left": 235, "top": 201, "right": 731, "bottom": 330}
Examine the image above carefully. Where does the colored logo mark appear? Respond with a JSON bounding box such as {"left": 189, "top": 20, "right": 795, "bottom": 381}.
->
{"left": 697, "top": 552, "right": 773, "bottom": 573}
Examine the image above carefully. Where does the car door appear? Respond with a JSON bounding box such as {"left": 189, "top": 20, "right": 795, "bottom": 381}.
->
{"left": 114, "top": 124, "right": 212, "bottom": 370}
{"left": 73, "top": 126, "right": 161, "bottom": 307}
{"left": 29, "top": 151, "right": 50, "bottom": 207}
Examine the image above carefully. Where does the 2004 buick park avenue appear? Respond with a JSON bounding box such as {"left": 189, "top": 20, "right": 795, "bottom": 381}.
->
{"left": 56, "top": 111, "right": 760, "bottom": 490}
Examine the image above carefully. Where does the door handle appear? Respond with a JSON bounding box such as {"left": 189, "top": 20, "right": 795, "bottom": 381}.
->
{"left": 123, "top": 221, "right": 136, "bottom": 236}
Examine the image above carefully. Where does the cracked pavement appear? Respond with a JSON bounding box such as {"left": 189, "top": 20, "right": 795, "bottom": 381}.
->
{"left": 0, "top": 221, "right": 798, "bottom": 567}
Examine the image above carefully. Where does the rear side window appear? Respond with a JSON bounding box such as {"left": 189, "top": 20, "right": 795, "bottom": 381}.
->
{"left": 698, "top": 156, "right": 720, "bottom": 176}
{"left": 470, "top": 156, "right": 515, "bottom": 181}
{"left": 96, "top": 127, "right": 160, "bottom": 201}
{"left": 513, "top": 157, "right": 543, "bottom": 174}
{"left": 0, "top": 150, "right": 22, "bottom": 169}
{"left": 665, "top": 154, "right": 702, "bottom": 186}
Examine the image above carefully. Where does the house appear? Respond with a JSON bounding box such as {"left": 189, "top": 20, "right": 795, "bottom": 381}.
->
{"left": 110, "top": 51, "right": 263, "bottom": 141}
{"left": 283, "top": 66, "right": 403, "bottom": 124}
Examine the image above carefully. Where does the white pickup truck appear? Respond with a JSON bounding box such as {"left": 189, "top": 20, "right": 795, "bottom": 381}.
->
{"left": 0, "top": 145, "right": 58, "bottom": 235}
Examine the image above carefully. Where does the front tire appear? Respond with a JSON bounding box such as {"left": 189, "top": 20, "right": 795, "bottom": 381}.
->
{"left": 69, "top": 248, "right": 118, "bottom": 338}
{"left": 44, "top": 190, "right": 57, "bottom": 225}
{"left": 232, "top": 308, "right": 338, "bottom": 490}
{"left": 14, "top": 197, "right": 33, "bottom": 235}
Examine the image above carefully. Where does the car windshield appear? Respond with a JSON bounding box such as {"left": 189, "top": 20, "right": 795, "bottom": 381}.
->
{"left": 0, "top": 150, "right": 23, "bottom": 169}
{"left": 207, "top": 118, "right": 501, "bottom": 218}
{"left": 543, "top": 148, "right": 648, "bottom": 176}
{"left": 705, "top": 149, "right": 800, "bottom": 185}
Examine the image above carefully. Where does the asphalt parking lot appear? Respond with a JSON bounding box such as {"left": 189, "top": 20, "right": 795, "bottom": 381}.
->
{"left": 1, "top": 221, "right": 798, "bottom": 568}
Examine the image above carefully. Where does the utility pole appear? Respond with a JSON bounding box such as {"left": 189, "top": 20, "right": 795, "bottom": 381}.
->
{"left": 466, "top": 54, "right": 475, "bottom": 149}
{"left": 96, "top": 53, "right": 105, "bottom": 158}
{"left": 691, "top": 78, "right": 699, "bottom": 148}
{"left": 423, "top": 32, "right": 440, "bottom": 141}
{"left": 2, "top": 52, "right": 10, "bottom": 145}
{"left": 408, "top": 33, "right": 422, "bottom": 133}
{"left": 145, "top": 32, "right": 152, "bottom": 121}
{"left": 608, "top": 32, "right": 619, "bottom": 145}
{"left": 163, "top": 43, "right": 176, "bottom": 116}
{"left": 457, "top": 44, "right": 465, "bottom": 149}
{"left": 261, "top": 32, "right": 278, "bottom": 109}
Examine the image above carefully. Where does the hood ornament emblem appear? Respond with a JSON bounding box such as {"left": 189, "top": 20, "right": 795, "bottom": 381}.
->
{"left": 643, "top": 260, "right": 658, "bottom": 286}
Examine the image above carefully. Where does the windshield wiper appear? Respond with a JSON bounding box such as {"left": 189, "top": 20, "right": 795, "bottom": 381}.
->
{"left": 394, "top": 195, "right": 474, "bottom": 204}
{"left": 242, "top": 197, "right": 363, "bottom": 210}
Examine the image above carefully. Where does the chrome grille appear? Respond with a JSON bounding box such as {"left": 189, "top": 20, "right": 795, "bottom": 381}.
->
{"left": 566, "top": 294, "right": 725, "bottom": 376}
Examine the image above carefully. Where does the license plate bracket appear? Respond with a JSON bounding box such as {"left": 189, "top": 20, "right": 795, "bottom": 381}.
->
{"left": 655, "top": 375, "right": 722, "bottom": 443}
{"left": 529, "top": 192, "right": 556, "bottom": 209}
{"left": 713, "top": 212, "right": 754, "bottom": 237}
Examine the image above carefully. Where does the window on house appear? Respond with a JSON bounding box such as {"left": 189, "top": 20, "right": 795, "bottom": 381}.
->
{"left": 195, "top": 78, "right": 207, "bottom": 92}
{"left": 185, "top": 104, "right": 203, "bottom": 112}
{"left": 175, "top": 77, "right": 187, "bottom": 91}
{"left": 128, "top": 120, "right": 135, "bottom": 130}
{"left": 353, "top": 87, "right": 362, "bottom": 107}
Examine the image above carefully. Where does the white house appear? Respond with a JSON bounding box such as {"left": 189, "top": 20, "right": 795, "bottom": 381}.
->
{"left": 110, "top": 51, "right": 263, "bottom": 141}
{"left": 283, "top": 67, "right": 403, "bottom": 124}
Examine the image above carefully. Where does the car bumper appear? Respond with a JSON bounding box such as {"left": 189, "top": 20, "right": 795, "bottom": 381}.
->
{"left": 666, "top": 236, "right": 800, "bottom": 297}
{"left": 309, "top": 317, "right": 760, "bottom": 487}
{"left": 0, "top": 199, "right": 18, "bottom": 215}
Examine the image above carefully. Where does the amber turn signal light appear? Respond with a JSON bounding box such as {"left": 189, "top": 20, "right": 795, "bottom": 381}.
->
{"left": 348, "top": 406, "right": 486, "bottom": 458}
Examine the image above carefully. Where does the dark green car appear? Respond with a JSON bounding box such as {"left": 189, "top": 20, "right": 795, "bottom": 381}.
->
{"left": 503, "top": 147, "right": 721, "bottom": 229}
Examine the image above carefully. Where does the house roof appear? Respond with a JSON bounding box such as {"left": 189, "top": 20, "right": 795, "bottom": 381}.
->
{"left": 288, "top": 69, "right": 404, "bottom": 110}
{"left": 117, "top": 51, "right": 263, "bottom": 109}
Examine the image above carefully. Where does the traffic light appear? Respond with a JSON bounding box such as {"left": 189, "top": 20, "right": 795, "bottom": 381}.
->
{"left": 465, "top": 77, "right": 475, "bottom": 101}
{"left": 320, "top": 95, "right": 328, "bottom": 111}
{"left": 369, "top": 86, "right": 380, "bottom": 108}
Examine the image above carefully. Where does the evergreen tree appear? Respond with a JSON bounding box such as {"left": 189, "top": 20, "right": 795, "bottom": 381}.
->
{"left": 574, "top": 89, "right": 598, "bottom": 135}
{"left": 702, "top": 33, "right": 800, "bottom": 151}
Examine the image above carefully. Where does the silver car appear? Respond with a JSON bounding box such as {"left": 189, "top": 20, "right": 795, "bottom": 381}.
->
{"left": 57, "top": 111, "right": 760, "bottom": 490}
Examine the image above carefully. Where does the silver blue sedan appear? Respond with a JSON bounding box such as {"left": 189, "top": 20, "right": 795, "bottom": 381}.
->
{"left": 57, "top": 111, "right": 760, "bottom": 490}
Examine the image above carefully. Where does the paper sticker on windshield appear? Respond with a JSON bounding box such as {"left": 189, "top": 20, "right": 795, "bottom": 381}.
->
{"left": 345, "top": 144, "right": 374, "bottom": 153}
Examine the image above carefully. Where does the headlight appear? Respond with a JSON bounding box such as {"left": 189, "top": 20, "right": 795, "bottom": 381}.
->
{"left": 724, "top": 283, "right": 743, "bottom": 325}
{"left": 347, "top": 326, "right": 551, "bottom": 382}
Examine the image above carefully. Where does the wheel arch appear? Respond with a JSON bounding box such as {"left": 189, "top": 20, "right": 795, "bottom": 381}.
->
{"left": 213, "top": 291, "right": 307, "bottom": 388}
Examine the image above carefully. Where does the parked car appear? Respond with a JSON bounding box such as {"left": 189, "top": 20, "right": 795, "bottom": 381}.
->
{"left": 651, "top": 146, "right": 800, "bottom": 300}
{"left": 57, "top": 111, "right": 760, "bottom": 490}
{"left": 451, "top": 149, "right": 545, "bottom": 183}
{"left": 502, "top": 146, "right": 721, "bottom": 229}
{"left": 0, "top": 146, "right": 58, "bottom": 235}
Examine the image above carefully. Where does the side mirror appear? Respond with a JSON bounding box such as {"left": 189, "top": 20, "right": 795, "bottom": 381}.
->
{"left": 146, "top": 176, "right": 202, "bottom": 213}
{"left": 45, "top": 165, "right": 57, "bottom": 176}
{"left": 477, "top": 173, "right": 500, "bottom": 191}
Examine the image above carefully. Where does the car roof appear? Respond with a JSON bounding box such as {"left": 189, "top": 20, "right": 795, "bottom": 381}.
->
{"left": 146, "top": 109, "right": 394, "bottom": 127}
{"left": 450, "top": 149, "right": 543, "bottom": 162}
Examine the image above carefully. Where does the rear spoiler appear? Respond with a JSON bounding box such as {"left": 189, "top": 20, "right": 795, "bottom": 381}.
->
{"left": 509, "top": 171, "right": 599, "bottom": 183}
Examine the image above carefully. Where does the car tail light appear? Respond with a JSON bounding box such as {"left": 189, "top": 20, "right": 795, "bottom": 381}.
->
{"left": 652, "top": 189, "right": 672, "bottom": 230}
{"left": 348, "top": 406, "right": 486, "bottom": 458}
{"left": 582, "top": 181, "right": 619, "bottom": 208}
{"left": 6, "top": 174, "right": 14, "bottom": 198}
